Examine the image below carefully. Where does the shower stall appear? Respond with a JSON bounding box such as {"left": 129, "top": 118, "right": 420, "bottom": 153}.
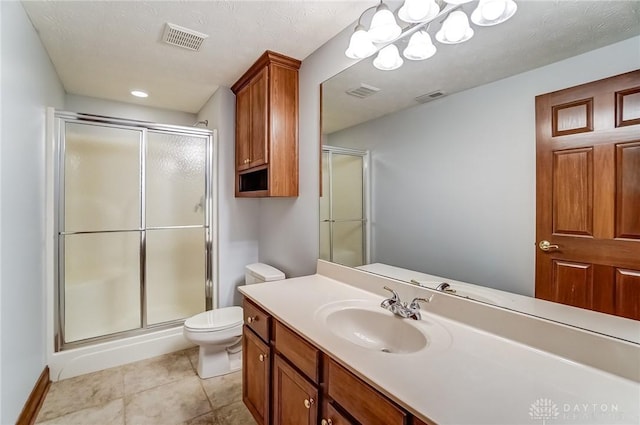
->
{"left": 54, "top": 112, "right": 214, "bottom": 350}
{"left": 320, "top": 146, "right": 369, "bottom": 267}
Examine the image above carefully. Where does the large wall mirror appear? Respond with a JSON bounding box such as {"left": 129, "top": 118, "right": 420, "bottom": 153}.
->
{"left": 320, "top": 0, "right": 640, "bottom": 343}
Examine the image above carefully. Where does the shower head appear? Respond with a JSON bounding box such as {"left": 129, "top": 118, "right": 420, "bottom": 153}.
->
{"left": 193, "top": 120, "right": 208, "bottom": 127}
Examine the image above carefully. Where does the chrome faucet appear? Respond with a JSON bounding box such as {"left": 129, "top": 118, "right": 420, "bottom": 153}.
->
{"left": 381, "top": 286, "right": 432, "bottom": 320}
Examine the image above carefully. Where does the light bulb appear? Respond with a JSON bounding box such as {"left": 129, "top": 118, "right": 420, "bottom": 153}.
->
{"left": 471, "top": 0, "right": 517, "bottom": 26}
{"left": 482, "top": 0, "right": 506, "bottom": 20}
{"left": 398, "top": 0, "right": 439, "bottom": 23}
{"left": 345, "top": 25, "right": 376, "bottom": 59}
{"left": 368, "top": 3, "right": 402, "bottom": 43}
{"left": 435, "top": 11, "right": 474, "bottom": 44}
{"left": 373, "top": 44, "right": 403, "bottom": 71}
{"left": 403, "top": 31, "right": 437, "bottom": 60}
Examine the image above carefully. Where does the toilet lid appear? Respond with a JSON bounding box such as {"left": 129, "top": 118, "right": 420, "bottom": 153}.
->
{"left": 184, "top": 307, "right": 243, "bottom": 331}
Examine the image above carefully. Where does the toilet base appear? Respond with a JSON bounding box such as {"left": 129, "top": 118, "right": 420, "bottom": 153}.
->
{"left": 196, "top": 340, "right": 242, "bottom": 379}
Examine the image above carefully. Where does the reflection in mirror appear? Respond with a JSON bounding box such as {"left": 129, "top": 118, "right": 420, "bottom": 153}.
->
{"left": 319, "top": 147, "right": 370, "bottom": 267}
{"left": 320, "top": 0, "right": 640, "bottom": 343}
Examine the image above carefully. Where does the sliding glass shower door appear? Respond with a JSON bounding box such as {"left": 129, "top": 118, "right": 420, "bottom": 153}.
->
{"left": 320, "top": 146, "right": 369, "bottom": 267}
{"left": 57, "top": 113, "right": 213, "bottom": 347}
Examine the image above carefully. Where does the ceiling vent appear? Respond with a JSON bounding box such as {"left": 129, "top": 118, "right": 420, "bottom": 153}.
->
{"left": 162, "top": 23, "right": 209, "bottom": 51}
{"left": 415, "top": 90, "right": 447, "bottom": 104}
{"left": 346, "top": 84, "right": 381, "bottom": 99}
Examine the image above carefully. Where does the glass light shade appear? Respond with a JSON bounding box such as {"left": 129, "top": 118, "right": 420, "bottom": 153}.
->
{"left": 398, "top": 0, "right": 440, "bottom": 23}
{"left": 471, "top": 0, "right": 517, "bottom": 26}
{"left": 373, "top": 44, "right": 404, "bottom": 71}
{"left": 435, "top": 11, "right": 474, "bottom": 44}
{"left": 345, "top": 25, "right": 377, "bottom": 59}
{"left": 403, "top": 31, "right": 437, "bottom": 60}
{"left": 368, "top": 4, "right": 402, "bottom": 43}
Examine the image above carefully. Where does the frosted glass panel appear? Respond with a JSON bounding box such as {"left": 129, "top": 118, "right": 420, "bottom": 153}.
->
{"left": 320, "top": 152, "right": 330, "bottom": 221}
{"left": 64, "top": 123, "right": 141, "bottom": 231}
{"left": 332, "top": 154, "right": 363, "bottom": 220}
{"left": 146, "top": 132, "right": 207, "bottom": 227}
{"left": 319, "top": 221, "right": 331, "bottom": 261}
{"left": 64, "top": 232, "right": 141, "bottom": 342}
{"left": 333, "top": 221, "right": 364, "bottom": 267}
{"left": 146, "top": 228, "right": 205, "bottom": 324}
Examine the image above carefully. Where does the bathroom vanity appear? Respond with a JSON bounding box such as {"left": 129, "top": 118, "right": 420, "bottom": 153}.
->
{"left": 239, "top": 260, "right": 640, "bottom": 425}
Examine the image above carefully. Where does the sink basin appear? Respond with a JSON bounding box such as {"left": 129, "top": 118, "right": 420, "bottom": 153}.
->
{"left": 315, "top": 299, "right": 452, "bottom": 354}
{"left": 325, "top": 307, "right": 427, "bottom": 354}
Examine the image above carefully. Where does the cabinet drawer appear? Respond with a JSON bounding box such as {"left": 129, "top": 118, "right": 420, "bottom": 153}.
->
{"left": 244, "top": 299, "right": 271, "bottom": 342}
{"left": 327, "top": 359, "right": 407, "bottom": 425}
{"left": 274, "top": 321, "right": 320, "bottom": 383}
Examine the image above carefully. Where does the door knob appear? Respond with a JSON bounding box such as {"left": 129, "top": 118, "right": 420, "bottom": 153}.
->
{"left": 258, "top": 353, "right": 267, "bottom": 362}
{"left": 539, "top": 240, "right": 559, "bottom": 252}
{"left": 304, "top": 398, "right": 315, "bottom": 409}
{"left": 321, "top": 420, "right": 333, "bottom": 425}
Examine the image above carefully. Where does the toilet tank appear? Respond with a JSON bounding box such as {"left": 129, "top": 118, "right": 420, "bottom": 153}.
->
{"left": 245, "top": 263, "right": 285, "bottom": 284}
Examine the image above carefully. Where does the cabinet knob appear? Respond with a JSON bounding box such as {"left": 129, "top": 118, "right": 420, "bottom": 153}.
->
{"left": 247, "top": 316, "right": 257, "bottom": 324}
{"left": 304, "top": 398, "right": 315, "bottom": 409}
{"left": 258, "top": 353, "right": 267, "bottom": 362}
{"left": 321, "top": 420, "right": 333, "bottom": 425}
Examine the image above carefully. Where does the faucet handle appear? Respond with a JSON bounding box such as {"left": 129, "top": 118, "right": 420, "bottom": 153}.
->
{"left": 409, "top": 296, "right": 433, "bottom": 309}
{"left": 383, "top": 286, "right": 400, "bottom": 302}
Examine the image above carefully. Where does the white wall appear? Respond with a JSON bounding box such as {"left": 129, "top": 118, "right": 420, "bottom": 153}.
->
{"left": 65, "top": 94, "right": 196, "bottom": 126}
{"left": 0, "top": 1, "right": 65, "bottom": 422}
{"left": 326, "top": 36, "right": 640, "bottom": 296}
{"left": 257, "top": 26, "right": 358, "bottom": 278}
{"left": 198, "top": 88, "right": 260, "bottom": 306}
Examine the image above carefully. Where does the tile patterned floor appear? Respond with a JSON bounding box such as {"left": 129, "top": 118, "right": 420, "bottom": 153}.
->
{"left": 35, "top": 348, "right": 257, "bottom": 425}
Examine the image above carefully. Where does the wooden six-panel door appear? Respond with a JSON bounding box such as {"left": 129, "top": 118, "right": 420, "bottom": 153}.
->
{"left": 535, "top": 70, "right": 640, "bottom": 320}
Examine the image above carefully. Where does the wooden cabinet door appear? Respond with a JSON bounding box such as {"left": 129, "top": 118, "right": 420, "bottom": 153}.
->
{"left": 249, "top": 67, "right": 268, "bottom": 169}
{"left": 273, "top": 354, "right": 318, "bottom": 425}
{"left": 535, "top": 70, "right": 640, "bottom": 320}
{"left": 236, "top": 85, "right": 252, "bottom": 171}
{"left": 243, "top": 327, "right": 271, "bottom": 425}
{"left": 320, "top": 400, "right": 355, "bottom": 425}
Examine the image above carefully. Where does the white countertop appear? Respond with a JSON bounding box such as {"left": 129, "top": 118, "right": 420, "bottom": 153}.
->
{"left": 239, "top": 273, "right": 640, "bottom": 425}
{"left": 358, "top": 263, "right": 640, "bottom": 345}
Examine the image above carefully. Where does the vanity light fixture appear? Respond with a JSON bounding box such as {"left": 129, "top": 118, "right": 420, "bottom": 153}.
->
{"left": 346, "top": 0, "right": 517, "bottom": 71}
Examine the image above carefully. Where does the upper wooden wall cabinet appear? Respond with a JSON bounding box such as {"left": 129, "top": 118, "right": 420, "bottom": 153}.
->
{"left": 231, "top": 51, "right": 301, "bottom": 197}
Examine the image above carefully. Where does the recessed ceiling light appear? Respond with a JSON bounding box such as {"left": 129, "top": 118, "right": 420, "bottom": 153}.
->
{"left": 130, "top": 90, "right": 148, "bottom": 98}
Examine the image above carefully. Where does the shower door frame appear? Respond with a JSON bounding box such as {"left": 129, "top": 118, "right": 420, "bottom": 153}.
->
{"left": 321, "top": 145, "right": 371, "bottom": 265}
{"left": 54, "top": 112, "right": 216, "bottom": 351}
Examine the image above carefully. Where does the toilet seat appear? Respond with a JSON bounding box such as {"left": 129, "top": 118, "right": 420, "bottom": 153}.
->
{"left": 184, "top": 306, "right": 243, "bottom": 332}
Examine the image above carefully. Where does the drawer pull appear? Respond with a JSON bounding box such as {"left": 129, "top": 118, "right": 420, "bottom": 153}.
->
{"left": 321, "top": 420, "right": 333, "bottom": 425}
{"left": 259, "top": 353, "right": 267, "bottom": 362}
{"left": 247, "top": 316, "right": 257, "bottom": 324}
{"left": 304, "top": 398, "right": 315, "bottom": 409}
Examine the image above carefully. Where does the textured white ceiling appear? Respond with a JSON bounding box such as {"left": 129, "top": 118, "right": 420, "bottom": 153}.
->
{"left": 323, "top": 0, "right": 640, "bottom": 134}
{"left": 21, "top": 0, "right": 372, "bottom": 113}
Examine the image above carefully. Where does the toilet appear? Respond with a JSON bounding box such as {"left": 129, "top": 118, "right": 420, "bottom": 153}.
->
{"left": 183, "top": 263, "right": 285, "bottom": 379}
